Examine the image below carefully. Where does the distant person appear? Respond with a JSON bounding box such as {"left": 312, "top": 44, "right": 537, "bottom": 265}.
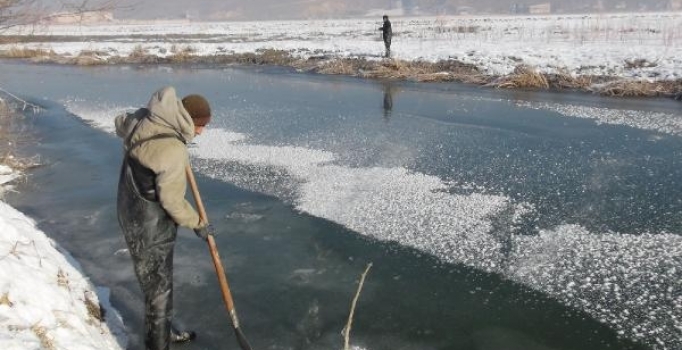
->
{"left": 378, "top": 15, "right": 392, "bottom": 58}
{"left": 115, "top": 86, "right": 215, "bottom": 350}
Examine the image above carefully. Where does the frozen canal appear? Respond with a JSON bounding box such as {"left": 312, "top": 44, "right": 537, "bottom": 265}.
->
{"left": 1, "top": 60, "right": 680, "bottom": 350}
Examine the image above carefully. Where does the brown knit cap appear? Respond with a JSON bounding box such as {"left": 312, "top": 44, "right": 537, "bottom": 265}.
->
{"left": 182, "top": 94, "right": 211, "bottom": 126}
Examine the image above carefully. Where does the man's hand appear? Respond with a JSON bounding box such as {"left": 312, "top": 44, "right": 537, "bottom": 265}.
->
{"left": 194, "top": 224, "right": 216, "bottom": 241}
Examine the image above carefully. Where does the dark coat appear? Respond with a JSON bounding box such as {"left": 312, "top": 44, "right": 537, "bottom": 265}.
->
{"left": 379, "top": 19, "right": 392, "bottom": 43}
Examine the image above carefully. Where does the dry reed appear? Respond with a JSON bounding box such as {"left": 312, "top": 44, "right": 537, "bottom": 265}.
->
{"left": 490, "top": 65, "right": 549, "bottom": 89}
{"left": 596, "top": 79, "right": 682, "bottom": 98}
{"left": 0, "top": 94, "right": 42, "bottom": 172}
{"left": 0, "top": 47, "right": 55, "bottom": 59}
{"left": 0, "top": 292, "right": 12, "bottom": 307}
{"left": 342, "top": 263, "right": 373, "bottom": 350}
{"left": 546, "top": 70, "right": 593, "bottom": 90}
{"left": 31, "top": 324, "right": 55, "bottom": 350}
{"left": 84, "top": 292, "right": 105, "bottom": 323}
{"left": 0, "top": 47, "right": 680, "bottom": 100}
{"left": 167, "top": 45, "right": 196, "bottom": 63}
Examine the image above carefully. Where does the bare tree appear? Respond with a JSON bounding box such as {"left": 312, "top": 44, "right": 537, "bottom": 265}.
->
{"left": 0, "top": 0, "right": 121, "bottom": 31}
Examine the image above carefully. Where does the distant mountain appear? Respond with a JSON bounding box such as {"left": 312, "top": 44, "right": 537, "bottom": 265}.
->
{"left": 112, "top": 0, "right": 674, "bottom": 20}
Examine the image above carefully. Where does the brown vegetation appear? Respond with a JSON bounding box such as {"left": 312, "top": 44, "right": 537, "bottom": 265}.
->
{"left": 485, "top": 64, "right": 682, "bottom": 99}
{"left": 314, "top": 57, "right": 485, "bottom": 84}
{"left": 84, "top": 292, "right": 105, "bottom": 323}
{"left": 30, "top": 324, "right": 55, "bottom": 350}
{"left": 215, "top": 49, "right": 299, "bottom": 66}
{"left": 489, "top": 65, "right": 549, "bottom": 89}
{"left": 0, "top": 292, "right": 12, "bottom": 307}
{"left": 0, "top": 95, "right": 41, "bottom": 172}
{"left": 316, "top": 58, "right": 373, "bottom": 76}
{"left": 166, "top": 44, "right": 195, "bottom": 62}
{"left": 1, "top": 47, "right": 681, "bottom": 100}
{"left": 596, "top": 79, "right": 682, "bottom": 98}
{"left": 546, "top": 70, "right": 594, "bottom": 90}
{"left": 57, "top": 268, "right": 69, "bottom": 288}
{"left": 0, "top": 47, "right": 55, "bottom": 59}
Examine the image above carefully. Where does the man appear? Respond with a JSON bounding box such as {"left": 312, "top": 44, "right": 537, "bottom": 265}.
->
{"left": 116, "top": 86, "right": 214, "bottom": 350}
{"left": 378, "top": 14, "right": 392, "bottom": 58}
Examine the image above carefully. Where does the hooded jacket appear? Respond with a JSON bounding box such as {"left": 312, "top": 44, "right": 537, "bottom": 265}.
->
{"left": 115, "top": 86, "right": 201, "bottom": 229}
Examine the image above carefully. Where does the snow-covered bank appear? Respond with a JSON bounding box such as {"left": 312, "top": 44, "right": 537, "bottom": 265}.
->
{"left": 0, "top": 164, "right": 126, "bottom": 349}
{"left": 3, "top": 12, "right": 682, "bottom": 82}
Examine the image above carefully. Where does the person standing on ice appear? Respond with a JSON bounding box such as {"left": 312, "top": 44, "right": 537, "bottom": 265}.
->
{"left": 378, "top": 14, "right": 392, "bottom": 58}
{"left": 115, "top": 86, "right": 215, "bottom": 350}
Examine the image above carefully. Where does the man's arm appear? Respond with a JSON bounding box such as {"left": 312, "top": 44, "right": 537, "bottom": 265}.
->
{"left": 152, "top": 143, "right": 203, "bottom": 229}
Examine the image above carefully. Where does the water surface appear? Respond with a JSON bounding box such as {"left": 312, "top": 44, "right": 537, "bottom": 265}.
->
{"left": 1, "top": 61, "right": 680, "bottom": 350}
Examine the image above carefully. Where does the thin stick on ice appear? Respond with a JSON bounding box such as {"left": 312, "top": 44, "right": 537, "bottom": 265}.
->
{"left": 343, "top": 262, "right": 373, "bottom": 350}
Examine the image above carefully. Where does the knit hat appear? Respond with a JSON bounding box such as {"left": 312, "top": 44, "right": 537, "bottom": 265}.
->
{"left": 182, "top": 94, "right": 211, "bottom": 126}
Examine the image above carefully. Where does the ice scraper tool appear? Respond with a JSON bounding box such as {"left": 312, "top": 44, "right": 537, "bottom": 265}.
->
{"left": 186, "top": 166, "right": 254, "bottom": 350}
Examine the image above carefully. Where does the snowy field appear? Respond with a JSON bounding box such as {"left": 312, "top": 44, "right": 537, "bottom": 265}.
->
{"left": 3, "top": 12, "right": 682, "bottom": 80}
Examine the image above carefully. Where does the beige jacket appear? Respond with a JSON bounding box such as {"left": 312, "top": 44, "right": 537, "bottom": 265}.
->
{"left": 115, "top": 86, "right": 202, "bottom": 229}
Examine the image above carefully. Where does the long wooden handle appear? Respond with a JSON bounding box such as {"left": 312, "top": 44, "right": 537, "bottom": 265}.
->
{"left": 185, "top": 166, "right": 237, "bottom": 319}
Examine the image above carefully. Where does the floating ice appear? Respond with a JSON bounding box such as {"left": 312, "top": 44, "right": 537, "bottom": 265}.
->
{"left": 517, "top": 101, "right": 682, "bottom": 136}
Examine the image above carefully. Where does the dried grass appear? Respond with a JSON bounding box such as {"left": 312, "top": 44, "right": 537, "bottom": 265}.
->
{"left": 57, "top": 268, "right": 69, "bottom": 288}
{"left": 0, "top": 47, "right": 680, "bottom": 100}
{"left": 0, "top": 97, "right": 42, "bottom": 172}
{"left": 224, "top": 49, "right": 296, "bottom": 65}
{"left": 0, "top": 292, "right": 13, "bottom": 307}
{"left": 0, "top": 152, "right": 41, "bottom": 171}
{"left": 316, "top": 59, "right": 357, "bottom": 75}
{"left": 71, "top": 50, "right": 108, "bottom": 66}
{"left": 84, "top": 292, "right": 104, "bottom": 323}
{"left": 0, "top": 47, "right": 55, "bottom": 59}
{"left": 167, "top": 45, "right": 196, "bottom": 63}
{"left": 128, "top": 44, "right": 147, "bottom": 59}
{"left": 490, "top": 65, "right": 549, "bottom": 89}
{"left": 31, "top": 324, "right": 55, "bottom": 350}
{"left": 546, "top": 70, "right": 593, "bottom": 90}
{"left": 317, "top": 58, "right": 482, "bottom": 83}
{"left": 596, "top": 79, "right": 682, "bottom": 98}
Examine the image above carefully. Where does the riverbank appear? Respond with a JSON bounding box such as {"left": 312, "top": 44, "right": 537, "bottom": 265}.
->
{"left": 0, "top": 97, "right": 126, "bottom": 350}
{"left": 9, "top": 50, "right": 682, "bottom": 99}
{"left": 2, "top": 12, "right": 682, "bottom": 99}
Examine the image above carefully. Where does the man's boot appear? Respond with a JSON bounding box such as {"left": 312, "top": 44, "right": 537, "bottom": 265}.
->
{"left": 171, "top": 325, "right": 196, "bottom": 343}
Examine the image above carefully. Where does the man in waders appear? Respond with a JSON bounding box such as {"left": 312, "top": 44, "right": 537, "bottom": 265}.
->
{"left": 116, "top": 86, "right": 214, "bottom": 350}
